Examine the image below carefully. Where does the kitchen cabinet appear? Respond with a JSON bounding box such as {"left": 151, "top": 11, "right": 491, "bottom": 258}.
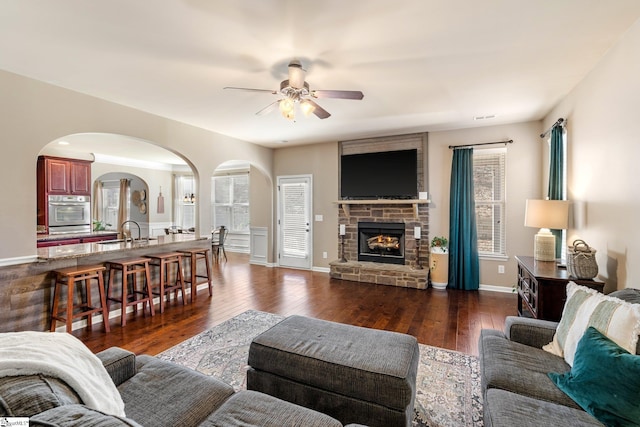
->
{"left": 37, "top": 238, "right": 82, "bottom": 248}
{"left": 69, "top": 161, "right": 91, "bottom": 194}
{"left": 37, "top": 233, "right": 118, "bottom": 248}
{"left": 38, "top": 156, "right": 92, "bottom": 196}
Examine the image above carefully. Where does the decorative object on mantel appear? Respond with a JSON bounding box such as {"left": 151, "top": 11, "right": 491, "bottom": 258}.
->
{"left": 524, "top": 199, "right": 569, "bottom": 261}
{"left": 567, "top": 239, "right": 598, "bottom": 279}
{"left": 157, "top": 186, "right": 165, "bottom": 214}
{"left": 430, "top": 236, "right": 449, "bottom": 290}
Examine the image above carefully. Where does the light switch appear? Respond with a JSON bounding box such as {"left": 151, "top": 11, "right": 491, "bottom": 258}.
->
{"left": 315, "top": 214, "right": 323, "bottom": 222}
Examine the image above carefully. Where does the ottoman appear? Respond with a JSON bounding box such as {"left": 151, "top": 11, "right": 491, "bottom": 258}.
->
{"left": 247, "top": 315, "right": 419, "bottom": 427}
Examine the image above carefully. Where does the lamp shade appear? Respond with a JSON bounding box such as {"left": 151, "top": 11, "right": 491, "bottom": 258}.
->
{"left": 524, "top": 199, "right": 569, "bottom": 230}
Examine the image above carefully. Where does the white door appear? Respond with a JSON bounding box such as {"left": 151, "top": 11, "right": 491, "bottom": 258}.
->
{"left": 277, "top": 175, "right": 312, "bottom": 269}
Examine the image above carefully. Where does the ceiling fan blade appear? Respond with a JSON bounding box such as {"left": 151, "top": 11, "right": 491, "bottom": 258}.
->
{"left": 224, "top": 86, "right": 278, "bottom": 94}
{"left": 255, "top": 100, "right": 280, "bottom": 116}
{"left": 305, "top": 99, "right": 331, "bottom": 119}
{"left": 311, "top": 90, "right": 364, "bottom": 100}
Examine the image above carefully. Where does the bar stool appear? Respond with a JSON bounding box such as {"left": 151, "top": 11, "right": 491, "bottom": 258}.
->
{"left": 178, "top": 248, "right": 213, "bottom": 301}
{"left": 147, "top": 252, "right": 187, "bottom": 313}
{"left": 105, "top": 257, "right": 155, "bottom": 327}
{"left": 50, "top": 264, "right": 110, "bottom": 333}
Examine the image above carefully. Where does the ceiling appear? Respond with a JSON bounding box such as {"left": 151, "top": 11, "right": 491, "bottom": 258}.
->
{"left": 2, "top": 1, "right": 640, "bottom": 152}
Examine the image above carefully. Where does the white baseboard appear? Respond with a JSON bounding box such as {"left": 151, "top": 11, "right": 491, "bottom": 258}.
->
{"left": 479, "top": 284, "right": 514, "bottom": 293}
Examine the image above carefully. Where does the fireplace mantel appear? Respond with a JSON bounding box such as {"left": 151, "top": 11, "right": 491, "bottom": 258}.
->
{"left": 334, "top": 199, "right": 430, "bottom": 219}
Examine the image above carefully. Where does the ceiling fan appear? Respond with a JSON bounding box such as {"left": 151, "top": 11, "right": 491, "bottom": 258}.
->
{"left": 224, "top": 60, "right": 364, "bottom": 120}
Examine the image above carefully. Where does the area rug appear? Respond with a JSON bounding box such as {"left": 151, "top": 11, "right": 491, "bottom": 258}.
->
{"left": 157, "top": 310, "right": 483, "bottom": 427}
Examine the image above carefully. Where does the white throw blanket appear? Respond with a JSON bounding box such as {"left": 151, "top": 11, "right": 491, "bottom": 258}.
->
{"left": 0, "top": 331, "right": 126, "bottom": 417}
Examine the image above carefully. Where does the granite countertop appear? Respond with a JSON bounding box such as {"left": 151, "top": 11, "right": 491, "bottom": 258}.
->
{"left": 36, "top": 234, "right": 207, "bottom": 260}
{"left": 37, "top": 231, "right": 118, "bottom": 242}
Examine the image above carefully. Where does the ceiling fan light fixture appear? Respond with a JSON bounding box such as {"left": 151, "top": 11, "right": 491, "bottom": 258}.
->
{"left": 281, "top": 109, "right": 295, "bottom": 120}
{"left": 279, "top": 97, "right": 294, "bottom": 115}
{"left": 300, "top": 100, "right": 316, "bottom": 116}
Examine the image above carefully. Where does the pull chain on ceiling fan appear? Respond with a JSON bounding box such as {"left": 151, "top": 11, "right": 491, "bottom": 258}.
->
{"left": 224, "top": 59, "right": 364, "bottom": 120}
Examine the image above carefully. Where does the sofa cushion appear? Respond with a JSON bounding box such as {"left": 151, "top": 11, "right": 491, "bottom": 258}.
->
{"left": 543, "top": 282, "right": 640, "bottom": 365}
{"left": 201, "top": 390, "right": 343, "bottom": 427}
{"left": 0, "top": 375, "right": 81, "bottom": 417}
{"left": 30, "top": 404, "right": 143, "bottom": 427}
{"left": 483, "top": 389, "right": 603, "bottom": 427}
{"left": 548, "top": 327, "right": 640, "bottom": 426}
{"left": 478, "top": 329, "right": 579, "bottom": 409}
{"left": 117, "top": 355, "right": 234, "bottom": 427}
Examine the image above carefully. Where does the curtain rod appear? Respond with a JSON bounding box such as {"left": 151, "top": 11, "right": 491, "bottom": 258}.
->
{"left": 540, "top": 118, "right": 565, "bottom": 138}
{"left": 448, "top": 139, "right": 513, "bottom": 150}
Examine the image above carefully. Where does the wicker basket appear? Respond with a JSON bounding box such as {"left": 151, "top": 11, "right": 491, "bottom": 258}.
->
{"left": 567, "top": 239, "right": 598, "bottom": 279}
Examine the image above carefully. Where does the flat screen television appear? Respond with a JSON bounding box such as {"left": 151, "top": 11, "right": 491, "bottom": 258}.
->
{"left": 340, "top": 149, "right": 418, "bottom": 199}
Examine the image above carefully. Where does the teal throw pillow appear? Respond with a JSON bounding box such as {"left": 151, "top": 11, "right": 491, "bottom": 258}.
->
{"left": 548, "top": 326, "right": 640, "bottom": 427}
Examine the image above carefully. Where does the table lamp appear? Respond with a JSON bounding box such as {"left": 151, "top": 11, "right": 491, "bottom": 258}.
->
{"left": 524, "top": 199, "right": 569, "bottom": 261}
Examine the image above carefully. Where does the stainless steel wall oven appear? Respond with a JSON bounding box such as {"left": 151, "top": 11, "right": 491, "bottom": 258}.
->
{"left": 47, "top": 195, "right": 91, "bottom": 233}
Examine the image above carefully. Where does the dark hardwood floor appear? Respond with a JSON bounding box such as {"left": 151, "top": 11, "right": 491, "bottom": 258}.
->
{"left": 77, "top": 252, "right": 518, "bottom": 357}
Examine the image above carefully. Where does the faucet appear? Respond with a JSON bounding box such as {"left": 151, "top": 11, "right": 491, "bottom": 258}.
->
{"left": 120, "top": 220, "right": 141, "bottom": 242}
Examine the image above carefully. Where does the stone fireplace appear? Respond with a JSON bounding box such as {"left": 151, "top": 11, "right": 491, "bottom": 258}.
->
{"left": 358, "top": 221, "right": 405, "bottom": 265}
{"left": 329, "top": 132, "right": 429, "bottom": 289}
{"left": 329, "top": 201, "right": 429, "bottom": 289}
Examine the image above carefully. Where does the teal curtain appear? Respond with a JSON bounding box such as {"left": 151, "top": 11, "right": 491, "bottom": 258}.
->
{"left": 548, "top": 125, "right": 564, "bottom": 257}
{"left": 448, "top": 148, "right": 479, "bottom": 290}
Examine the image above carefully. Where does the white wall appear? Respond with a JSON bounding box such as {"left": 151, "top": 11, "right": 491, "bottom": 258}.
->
{"left": 0, "top": 69, "right": 273, "bottom": 262}
{"left": 543, "top": 18, "right": 640, "bottom": 291}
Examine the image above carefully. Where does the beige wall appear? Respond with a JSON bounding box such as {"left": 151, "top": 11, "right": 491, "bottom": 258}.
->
{"left": 273, "top": 142, "right": 339, "bottom": 269}
{"left": 427, "top": 122, "right": 543, "bottom": 289}
{"left": 543, "top": 18, "right": 640, "bottom": 291}
{"left": 0, "top": 69, "right": 272, "bottom": 262}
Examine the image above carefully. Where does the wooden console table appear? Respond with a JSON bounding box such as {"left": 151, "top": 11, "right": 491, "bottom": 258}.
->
{"left": 515, "top": 255, "right": 604, "bottom": 322}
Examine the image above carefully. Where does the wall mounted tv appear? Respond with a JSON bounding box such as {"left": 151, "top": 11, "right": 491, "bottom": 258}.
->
{"left": 340, "top": 149, "right": 418, "bottom": 200}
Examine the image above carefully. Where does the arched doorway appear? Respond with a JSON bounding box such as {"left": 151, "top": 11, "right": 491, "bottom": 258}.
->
{"left": 212, "top": 160, "right": 273, "bottom": 265}
{"left": 37, "top": 133, "right": 196, "bottom": 239}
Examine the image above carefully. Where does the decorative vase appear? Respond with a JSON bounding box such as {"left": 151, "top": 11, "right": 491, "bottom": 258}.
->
{"left": 430, "top": 246, "right": 449, "bottom": 290}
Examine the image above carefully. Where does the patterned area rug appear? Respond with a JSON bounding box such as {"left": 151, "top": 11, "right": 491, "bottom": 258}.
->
{"left": 157, "top": 310, "right": 483, "bottom": 427}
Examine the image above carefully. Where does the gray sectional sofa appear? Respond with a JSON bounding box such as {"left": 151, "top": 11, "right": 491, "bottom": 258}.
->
{"left": 479, "top": 288, "right": 640, "bottom": 427}
{"left": 0, "top": 346, "right": 363, "bottom": 427}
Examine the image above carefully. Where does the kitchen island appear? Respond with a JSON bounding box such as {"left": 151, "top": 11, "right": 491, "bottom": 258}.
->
{"left": 1, "top": 234, "right": 210, "bottom": 333}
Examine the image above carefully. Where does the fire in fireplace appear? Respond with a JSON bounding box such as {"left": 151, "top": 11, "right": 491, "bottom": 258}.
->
{"left": 358, "top": 222, "right": 405, "bottom": 265}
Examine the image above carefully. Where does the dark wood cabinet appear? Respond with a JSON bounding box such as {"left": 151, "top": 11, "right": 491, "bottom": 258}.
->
{"left": 38, "top": 156, "right": 92, "bottom": 196}
{"left": 69, "top": 161, "right": 92, "bottom": 194}
{"left": 37, "top": 233, "right": 118, "bottom": 248}
{"left": 45, "top": 157, "right": 70, "bottom": 193}
{"left": 516, "top": 255, "right": 604, "bottom": 322}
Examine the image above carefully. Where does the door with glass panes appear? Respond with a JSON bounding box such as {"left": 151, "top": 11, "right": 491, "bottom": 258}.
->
{"left": 277, "top": 175, "right": 312, "bottom": 269}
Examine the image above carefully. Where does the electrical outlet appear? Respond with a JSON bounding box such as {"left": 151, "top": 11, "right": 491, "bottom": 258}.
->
{"left": 322, "top": 251, "right": 328, "bottom": 259}
{"left": 498, "top": 265, "right": 505, "bottom": 274}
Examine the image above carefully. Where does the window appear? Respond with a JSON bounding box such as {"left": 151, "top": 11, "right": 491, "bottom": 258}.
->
{"left": 212, "top": 173, "right": 250, "bottom": 233}
{"left": 174, "top": 175, "right": 195, "bottom": 229}
{"left": 99, "top": 180, "right": 121, "bottom": 231}
{"left": 473, "top": 148, "right": 506, "bottom": 257}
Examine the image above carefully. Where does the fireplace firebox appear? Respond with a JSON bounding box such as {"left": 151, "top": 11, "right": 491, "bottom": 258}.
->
{"left": 358, "top": 222, "right": 405, "bottom": 265}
